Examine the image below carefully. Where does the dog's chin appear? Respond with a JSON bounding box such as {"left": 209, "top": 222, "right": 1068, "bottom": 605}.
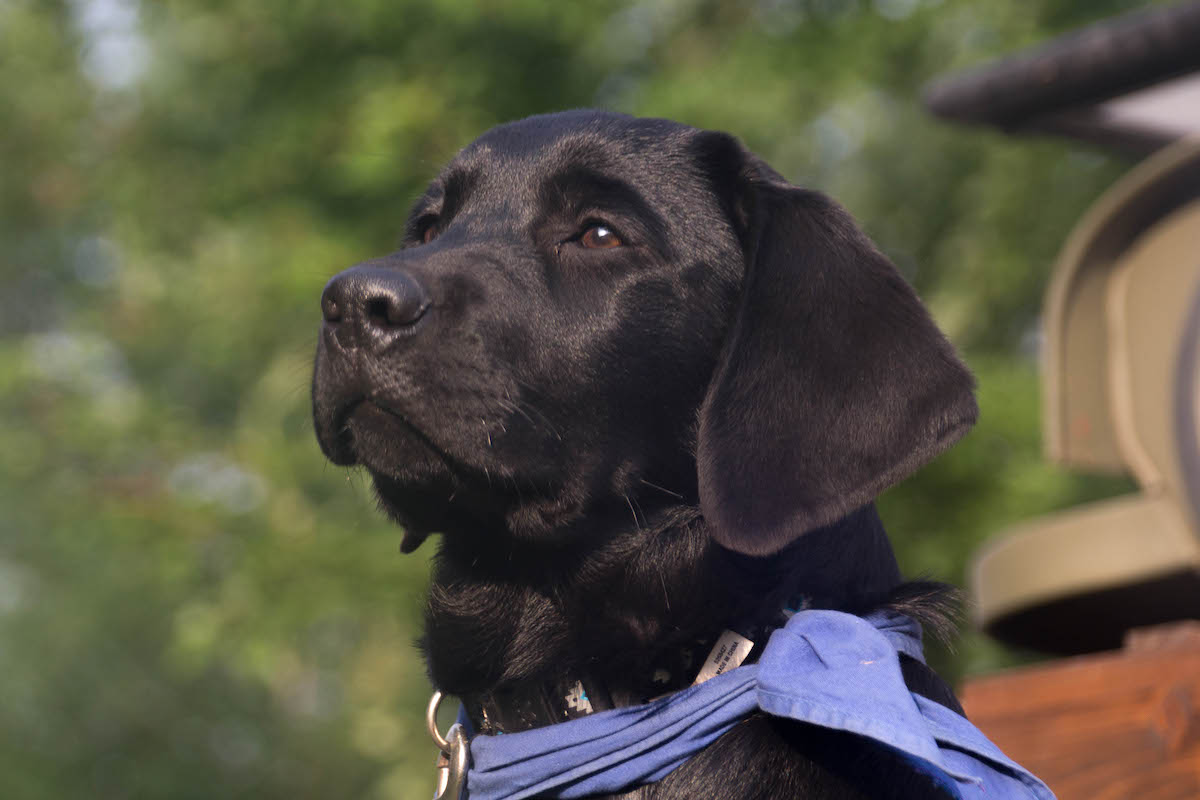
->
{"left": 369, "top": 461, "right": 592, "bottom": 555}
{"left": 369, "top": 470, "right": 465, "bottom": 552}
{"left": 330, "top": 401, "right": 590, "bottom": 547}
{"left": 341, "top": 401, "right": 454, "bottom": 478}
{"left": 343, "top": 407, "right": 499, "bottom": 546}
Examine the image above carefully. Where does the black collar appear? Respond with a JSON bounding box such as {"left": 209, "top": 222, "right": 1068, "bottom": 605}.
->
{"left": 461, "top": 610, "right": 964, "bottom": 735}
{"left": 462, "top": 630, "right": 735, "bottom": 735}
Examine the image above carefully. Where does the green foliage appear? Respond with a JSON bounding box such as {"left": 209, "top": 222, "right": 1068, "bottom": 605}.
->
{"left": 0, "top": 0, "right": 1157, "bottom": 796}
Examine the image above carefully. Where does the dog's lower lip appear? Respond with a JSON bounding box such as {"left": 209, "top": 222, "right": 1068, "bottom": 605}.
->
{"left": 351, "top": 400, "right": 562, "bottom": 499}
{"left": 353, "top": 398, "right": 453, "bottom": 461}
{"left": 361, "top": 397, "right": 419, "bottom": 432}
{"left": 318, "top": 395, "right": 362, "bottom": 465}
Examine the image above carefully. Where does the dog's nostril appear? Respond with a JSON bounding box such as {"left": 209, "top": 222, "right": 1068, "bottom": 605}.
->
{"left": 322, "top": 265, "right": 430, "bottom": 348}
{"left": 321, "top": 293, "right": 343, "bottom": 323}
{"left": 364, "top": 290, "right": 427, "bottom": 329}
{"left": 366, "top": 297, "right": 389, "bottom": 327}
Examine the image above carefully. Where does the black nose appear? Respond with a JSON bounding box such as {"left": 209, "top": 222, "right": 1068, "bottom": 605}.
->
{"left": 321, "top": 266, "right": 431, "bottom": 350}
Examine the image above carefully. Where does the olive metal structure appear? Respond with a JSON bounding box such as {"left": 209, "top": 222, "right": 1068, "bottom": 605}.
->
{"left": 925, "top": 1, "right": 1200, "bottom": 653}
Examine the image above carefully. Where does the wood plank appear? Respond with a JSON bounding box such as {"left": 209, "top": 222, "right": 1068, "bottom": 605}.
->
{"left": 960, "top": 624, "right": 1200, "bottom": 799}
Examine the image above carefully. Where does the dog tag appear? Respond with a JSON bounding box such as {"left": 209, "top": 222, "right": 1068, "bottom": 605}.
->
{"left": 693, "top": 630, "right": 754, "bottom": 685}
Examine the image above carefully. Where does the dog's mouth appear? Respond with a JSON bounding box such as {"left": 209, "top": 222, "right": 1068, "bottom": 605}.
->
{"left": 331, "top": 393, "right": 555, "bottom": 488}
{"left": 313, "top": 343, "right": 580, "bottom": 542}
{"left": 328, "top": 397, "right": 453, "bottom": 474}
{"left": 344, "top": 398, "right": 580, "bottom": 547}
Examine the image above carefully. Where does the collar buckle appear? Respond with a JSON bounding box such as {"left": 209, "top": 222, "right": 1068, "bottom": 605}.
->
{"left": 427, "top": 690, "right": 468, "bottom": 800}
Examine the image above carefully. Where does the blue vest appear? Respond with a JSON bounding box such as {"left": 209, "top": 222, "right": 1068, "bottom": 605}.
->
{"left": 460, "top": 609, "right": 1055, "bottom": 799}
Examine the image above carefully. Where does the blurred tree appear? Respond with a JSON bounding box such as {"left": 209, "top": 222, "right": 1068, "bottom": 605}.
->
{"left": 0, "top": 0, "right": 1158, "bottom": 796}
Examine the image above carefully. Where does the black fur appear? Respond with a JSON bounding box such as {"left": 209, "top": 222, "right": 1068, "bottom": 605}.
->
{"left": 312, "top": 110, "right": 977, "bottom": 799}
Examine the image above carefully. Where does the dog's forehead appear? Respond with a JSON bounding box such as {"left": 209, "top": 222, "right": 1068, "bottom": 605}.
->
{"left": 468, "top": 111, "right": 698, "bottom": 156}
{"left": 442, "top": 111, "right": 706, "bottom": 197}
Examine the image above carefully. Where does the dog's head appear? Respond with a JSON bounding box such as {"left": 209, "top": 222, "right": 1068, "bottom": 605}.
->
{"left": 312, "top": 110, "right": 976, "bottom": 557}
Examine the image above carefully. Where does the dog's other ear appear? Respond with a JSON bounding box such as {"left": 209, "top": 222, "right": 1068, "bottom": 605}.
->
{"left": 697, "top": 138, "right": 977, "bottom": 556}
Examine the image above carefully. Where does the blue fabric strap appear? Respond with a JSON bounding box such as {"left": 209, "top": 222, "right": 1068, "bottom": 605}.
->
{"left": 463, "top": 609, "right": 1055, "bottom": 800}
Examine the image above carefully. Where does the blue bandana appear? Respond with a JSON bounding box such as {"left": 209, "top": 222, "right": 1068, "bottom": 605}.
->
{"left": 460, "top": 609, "right": 1055, "bottom": 800}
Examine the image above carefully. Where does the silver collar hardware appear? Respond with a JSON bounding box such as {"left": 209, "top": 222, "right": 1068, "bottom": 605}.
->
{"left": 428, "top": 690, "right": 468, "bottom": 800}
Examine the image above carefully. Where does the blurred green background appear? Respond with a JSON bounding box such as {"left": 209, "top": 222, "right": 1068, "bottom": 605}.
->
{"left": 0, "top": 0, "right": 1158, "bottom": 797}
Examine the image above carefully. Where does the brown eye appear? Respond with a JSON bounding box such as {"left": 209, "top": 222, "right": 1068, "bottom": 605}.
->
{"left": 422, "top": 225, "right": 437, "bottom": 244}
{"left": 579, "top": 225, "right": 622, "bottom": 249}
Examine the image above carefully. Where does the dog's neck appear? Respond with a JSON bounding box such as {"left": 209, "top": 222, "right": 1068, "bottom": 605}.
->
{"left": 421, "top": 503, "right": 902, "bottom": 697}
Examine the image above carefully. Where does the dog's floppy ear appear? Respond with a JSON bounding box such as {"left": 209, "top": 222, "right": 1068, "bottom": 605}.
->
{"left": 697, "top": 140, "right": 977, "bottom": 556}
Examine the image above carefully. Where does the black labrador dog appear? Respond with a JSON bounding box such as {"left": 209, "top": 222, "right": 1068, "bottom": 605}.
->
{"left": 312, "top": 110, "right": 977, "bottom": 799}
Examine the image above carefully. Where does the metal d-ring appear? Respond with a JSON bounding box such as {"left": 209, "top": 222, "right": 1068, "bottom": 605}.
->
{"left": 428, "top": 690, "right": 468, "bottom": 800}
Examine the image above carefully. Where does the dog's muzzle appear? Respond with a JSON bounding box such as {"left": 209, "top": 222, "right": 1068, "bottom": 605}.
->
{"left": 321, "top": 265, "right": 431, "bottom": 353}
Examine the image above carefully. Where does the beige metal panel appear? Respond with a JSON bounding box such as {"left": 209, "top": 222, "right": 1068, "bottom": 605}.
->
{"left": 976, "top": 141, "right": 1200, "bottom": 645}
{"left": 1043, "top": 139, "right": 1200, "bottom": 471}
{"left": 1106, "top": 201, "right": 1200, "bottom": 519}
{"left": 971, "top": 491, "right": 1200, "bottom": 624}
{"left": 1052, "top": 264, "right": 1122, "bottom": 469}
